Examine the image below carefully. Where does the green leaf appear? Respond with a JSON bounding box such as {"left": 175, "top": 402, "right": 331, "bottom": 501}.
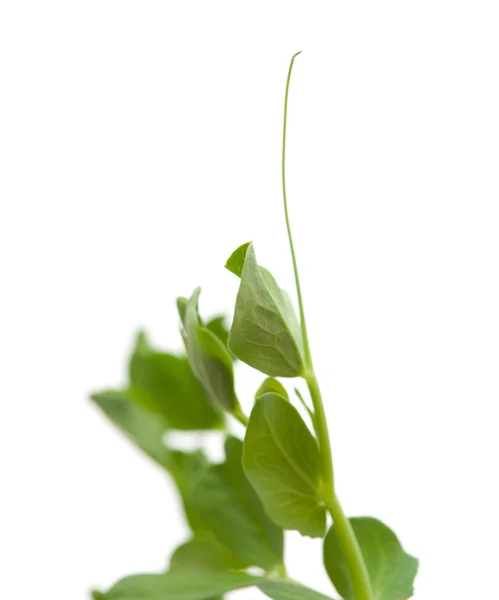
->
{"left": 90, "top": 389, "right": 215, "bottom": 531}
{"left": 177, "top": 297, "right": 188, "bottom": 327}
{"left": 169, "top": 538, "right": 243, "bottom": 573}
{"left": 95, "top": 572, "right": 261, "bottom": 600}
{"left": 258, "top": 580, "right": 336, "bottom": 600}
{"left": 243, "top": 392, "right": 326, "bottom": 538}
{"left": 256, "top": 377, "right": 289, "bottom": 400}
{"left": 205, "top": 316, "right": 230, "bottom": 350}
{"left": 181, "top": 289, "right": 238, "bottom": 411}
{"left": 167, "top": 449, "right": 214, "bottom": 533}
{"left": 228, "top": 243, "right": 304, "bottom": 377}
{"left": 94, "top": 573, "right": 337, "bottom": 600}
{"left": 90, "top": 389, "right": 171, "bottom": 469}
{"left": 323, "top": 517, "right": 419, "bottom": 600}
{"left": 225, "top": 241, "right": 251, "bottom": 277}
{"left": 129, "top": 331, "right": 224, "bottom": 430}
{"left": 189, "top": 436, "right": 284, "bottom": 571}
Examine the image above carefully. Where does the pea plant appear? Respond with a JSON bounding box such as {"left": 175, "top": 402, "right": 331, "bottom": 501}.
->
{"left": 91, "top": 53, "right": 418, "bottom": 600}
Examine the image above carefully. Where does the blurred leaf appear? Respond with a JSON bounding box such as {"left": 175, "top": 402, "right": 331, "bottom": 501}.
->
{"left": 205, "top": 316, "right": 230, "bottom": 351}
{"left": 323, "top": 517, "right": 418, "bottom": 600}
{"left": 90, "top": 389, "right": 213, "bottom": 531}
{"left": 176, "top": 297, "right": 188, "bottom": 327}
{"left": 94, "top": 572, "right": 261, "bottom": 600}
{"left": 228, "top": 243, "right": 304, "bottom": 377}
{"left": 243, "top": 392, "right": 326, "bottom": 538}
{"left": 169, "top": 538, "right": 243, "bottom": 572}
{"left": 258, "top": 580, "right": 336, "bottom": 600}
{"left": 189, "top": 436, "right": 284, "bottom": 571}
{"left": 255, "top": 377, "right": 288, "bottom": 400}
{"left": 129, "top": 331, "right": 224, "bottom": 430}
{"left": 168, "top": 449, "right": 213, "bottom": 533}
{"left": 181, "top": 289, "right": 238, "bottom": 411}
{"left": 94, "top": 572, "right": 336, "bottom": 600}
{"left": 90, "top": 389, "right": 171, "bottom": 468}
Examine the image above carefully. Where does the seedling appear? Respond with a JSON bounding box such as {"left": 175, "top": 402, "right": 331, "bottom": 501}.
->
{"left": 91, "top": 52, "right": 418, "bottom": 600}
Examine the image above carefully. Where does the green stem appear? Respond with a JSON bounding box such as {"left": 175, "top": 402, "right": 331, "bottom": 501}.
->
{"left": 233, "top": 404, "right": 249, "bottom": 427}
{"left": 305, "top": 372, "right": 373, "bottom": 600}
{"left": 304, "top": 372, "right": 334, "bottom": 497}
{"left": 282, "top": 52, "right": 374, "bottom": 600}
{"left": 325, "top": 494, "right": 374, "bottom": 600}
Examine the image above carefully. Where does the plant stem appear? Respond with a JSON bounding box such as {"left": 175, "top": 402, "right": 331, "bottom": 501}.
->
{"left": 304, "top": 372, "right": 334, "bottom": 496}
{"left": 325, "top": 494, "right": 374, "bottom": 600}
{"left": 281, "top": 52, "right": 374, "bottom": 600}
{"left": 233, "top": 404, "right": 249, "bottom": 427}
{"left": 307, "top": 384, "right": 374, "bottom": 597}
{"left": 305, "top": 372, "right": 373, "bottom": 600}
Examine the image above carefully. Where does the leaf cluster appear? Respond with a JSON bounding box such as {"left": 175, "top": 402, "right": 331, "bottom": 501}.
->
{"left": 90, "top": 52, "right": 418, "bottom": 600}
{"left": 91, "top": 248, "right": 417, "bottom": 600}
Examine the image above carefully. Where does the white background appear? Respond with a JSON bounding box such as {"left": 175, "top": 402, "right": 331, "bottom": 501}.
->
{"left": 1, "top": 2, "right": 498, "bottom": 599}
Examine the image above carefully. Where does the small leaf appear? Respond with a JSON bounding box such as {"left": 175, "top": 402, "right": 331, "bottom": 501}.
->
{"left": 256, "top": 377, "right": 289, "bottom": 400}
{"left": 177, "top": 297, "right": 188, "bottom": 327}
{"left": 95, "top": 572, "right": 261, "bottom": 600}
{"left": 228, "top": 243, "right": 304, "bottom": 377}
{"left": 129, "top": 332, "right": 224, "bottom": 430}
{"left": 258, "top": 580, "right": 336, "bottom": 600}
{"left": 182, "top": 289, "right": 238, "bottom": 411}
{"left": 205, "top": 316, "right": 231, "bottom": 350}
{"left": 169, "top": 538, "right": 243, "bottom": 573}
{"left": 189, "top": 436, "right": 284, "bottom": 571}
{"left": 225, "top": 241, "right": 251, "bottom": 277}
{"left": 243, "top": 392, "right": 326, "bottom": 537}
{"left": 90, "top": 389, "right": 171, "bottom": 469}
{"left": 323, "top": 517, "right": 419, "bottom": 600}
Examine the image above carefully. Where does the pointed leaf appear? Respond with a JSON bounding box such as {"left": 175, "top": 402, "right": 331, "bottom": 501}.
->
{"left": 90, "top": 389, "right": 171, "bottom": 468}
{"left": 225, "top": 241, "right": 251, "bottom": 277}
{"left": 95, "top": 572, "right": 261, "bottom": 600}
{"left": 129, "top": 332, "right": 224, "bottom": 430}
{"left": 258, "top": 580, "right": 336, "bottom": 600}
{"left": 90, "top": 389, "right": 217, "bottom": 532}
{"left": 323, "top": 517, "right": 418, "bottom": 600}
{"left": 89, "top": 394, "right": 211, "bottom": 531}
{"left": 177, "top": 297, "right": 188, "bottom": 327}
{"left": 189, "top": 436, "right": 284, "bottom": 571}
{"left": 256, "top": 377, "right": 289, "bottom": 400}
{"left": 228, "top": 243, "right": 304, "bottom": 377}
{"left": 243, "top": 392, "right": 326, "bottom": 538}
{"left": 182, "top": 289, "right": 238, "bottom": 411}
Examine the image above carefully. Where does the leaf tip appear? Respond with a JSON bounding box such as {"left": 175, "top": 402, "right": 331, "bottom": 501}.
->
{"left": 176, "top": 296, "right": 188, "bottom": 325}
{"left": 225, "top": 241, "right": 252, "bottom": 277}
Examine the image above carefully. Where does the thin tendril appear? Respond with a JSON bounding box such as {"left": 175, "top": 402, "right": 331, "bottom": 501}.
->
{"left": 281, "top": 51, "right": 312, "bottom": 369}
